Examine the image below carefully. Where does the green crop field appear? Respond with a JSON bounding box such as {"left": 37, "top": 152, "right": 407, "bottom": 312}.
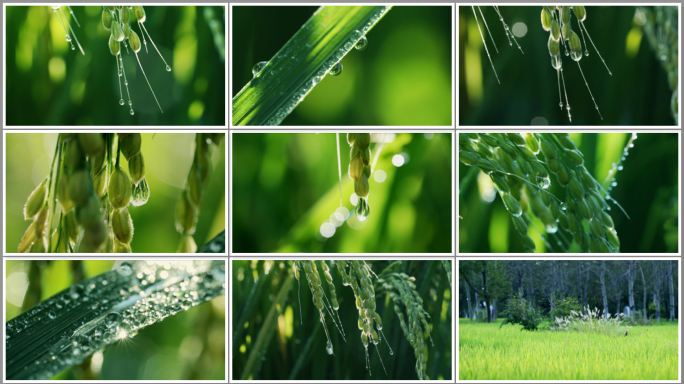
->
{"left": 458, "top": 319, "right": 678, "bottom": 380}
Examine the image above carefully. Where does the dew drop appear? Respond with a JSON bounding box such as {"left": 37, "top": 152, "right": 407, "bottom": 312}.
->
{"left": 128, "top": 100, "right": 132, "bottom": 106}
{"left": 65, "top": 34, "right": 71, "bottom": 42}
{"left": 119, "top": 99, "right": 125, "bottom": 106}
{"left": 118, "top": 262, "right": 132, "bottom": 276}
{"left": 105, "top": 312, "right": 122, "bottom": 328}
{"left": 355, "top": 36, "right": 368, "bottom": 51}
{"left": 537, "top": 176, "right": 550, "bottom": 189}
{"left": 585, "top": 50, "right": 589, "bottom": 57}
{"left": 559, "top": 102, "right": 563, "bottom": 109}
{"left": 71, "top": 45, "right": 75, "bottom": 50}
{"left": 130, "top": 109, "right": 135, "bottom": 116}
{"left": 166, "top": 65, "right": 172, "bottom": 72}
{"left": 390, "top": 350, "right": 394, "bottom": 355}
{"left": 504, "top": 24, "right": 509, "bottom": 30}
{"left": 252, "top": 61, "right": 267, "bottom": 77}
{"left": 124, "top": 80, "right": 128, "bottom": 86}
{"left": 326, "top": 340, "right": 333, "bottom": 355}
{"left": 565, "top": 51, "right": 570, "bottom": 56}
{"left": 618, "top": 165, "right": 623, "bottom": 171}
{"left": 560, "top": 202, "right": 567, "bottom": 210}
{"left": 329, "top": 62, "right": 342, "bottom": 76}
{"left": 48, "top": 311, "right": 56, "bottom": 319}
{"left": 356, "top": 197, "right": 370, "bottom": 221}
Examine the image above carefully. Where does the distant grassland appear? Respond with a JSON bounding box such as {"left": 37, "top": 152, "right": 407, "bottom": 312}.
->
{"left": 459, "top": 319, "right": 679, "bottom": 380}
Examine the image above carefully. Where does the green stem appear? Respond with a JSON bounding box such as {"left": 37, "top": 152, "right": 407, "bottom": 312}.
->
{"left": 241, "top": 274, "right": 293, "bottom": 380}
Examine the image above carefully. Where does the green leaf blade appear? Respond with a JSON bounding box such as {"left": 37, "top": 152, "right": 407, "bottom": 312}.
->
{"left": 232, "top": 6, "right": 392, "bottom": 126}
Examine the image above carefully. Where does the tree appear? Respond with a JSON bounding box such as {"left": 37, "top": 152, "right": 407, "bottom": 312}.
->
{"left": 668, "top": 260, "right": 675, "bottom": 322}
{"left": 600, "top": 261, "right": 608, "bottom": 320}
{"left": 628, "top": 261, "right": 636, "bottom": 319}
{"left": 653, "top": 261, "right": 661, "bottom": 321}
{"left": 459, "top": 261, "right": 510, "bottom": 323}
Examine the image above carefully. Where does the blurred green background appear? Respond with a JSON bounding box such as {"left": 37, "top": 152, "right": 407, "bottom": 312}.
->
{"left": 459, "top": 6, "right": 677, "bottom": 125}
{"left": 5, "top": 260, "right": 225, "bottom": 380}
{"left": 232, "top": 6, "right": 452, "bottom": 125}
{"left": 232, "top": 260, "right": 452, "bottom": 380}
{"left": 5, "top": 6, "right": 225, "bottom": 125}
{"left": 5, "top": 133, "right": 226, "bottom": 253}
{"left": 458, "top": 133, "right": 679, "bottom": 253}
{"left": 232, "top": 133, "right": 452, "bottom": 253}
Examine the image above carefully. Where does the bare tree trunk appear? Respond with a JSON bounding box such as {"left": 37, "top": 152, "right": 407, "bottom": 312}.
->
{"left": 577, "top": 261, "right": 582, "bottom": 303}
{"left": 669, "top": 260, "right": 675, "bottom": 322}
{"left": 464, "top": 279, "right": 473, "bottom": 320}
{"left": 628, "top": 261, "right": 635, "bottom": 320}
{"left": 583, "top": 266, "right": 589, "bottom": 309}
{"left": 475, "top": 291, "right": 479, "bottom": 320}
{"left": 616, "top": 289, "right": 621, "bottom": 317}
{"left": 527, "top": 266, "right": 535, "bottom": 309}
{"left": 653, "top": 262, "right": 660, "bottom": 321}
{"left": 492, "top": 299, "right": 498, "bottom": 321}
{"left": 483, "top": 269, "right": 491, "bottom": 323}
{"left": 601, "top": 261, "right": 608, "bottom": 320}
{"left": 639, "top": 262, "right": 647, "bottom": 315}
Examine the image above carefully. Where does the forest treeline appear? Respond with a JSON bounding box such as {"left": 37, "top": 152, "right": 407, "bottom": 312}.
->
{"left": 459, "top": 260, "right": 678, "bottom": 323}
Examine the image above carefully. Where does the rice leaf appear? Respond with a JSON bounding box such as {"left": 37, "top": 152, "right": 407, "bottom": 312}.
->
{"left": 232, "top": 6, "right": 391, "bottom": 126}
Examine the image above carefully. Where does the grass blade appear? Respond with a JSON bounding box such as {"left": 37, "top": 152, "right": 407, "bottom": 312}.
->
{"left": 240, "top": 274, "right": 294, "bottom": 380}
{"left": 232, "top": 6, "right": 391, "bottom": 126}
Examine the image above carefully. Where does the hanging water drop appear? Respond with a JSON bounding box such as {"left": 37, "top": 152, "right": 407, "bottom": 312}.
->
{"left": 356, "top": 197, "right": 369, "bottom": 221}
{"left": 48, "top": 311, "right": 56, "bottom": 319}
{"left": 252, "top": 61, "right": 267, "bottom": 77}
{"left": 560, "top": 202, "right": 567, "bottom": 210}
{"left": 105, "top": 312, "right": 122, "bottom": 328}
{"left": 326, "top": 340, "right": 333, "bottom": 355}
{"left": 130, "top": 109, "right": 135, "bottom": 115}
{"left": 118, "top": 262, "right": 133, "bottom": 276}
{"left": 329, "top": 62, "right": 342, "bottom": 76}
{"left": 537, "top": 176, "right": 550, "bottom": 189}
{"left": 166, "top": 65, "right": 171, "bottom": 72}
{"left": 585, "top": 50, "right": 589, "bottom": 56}
{"left": 119, "top": 99, "right": 125, "bottom": 106}
{"left": 355, "top": 36, "right": 368, "bottom": 51}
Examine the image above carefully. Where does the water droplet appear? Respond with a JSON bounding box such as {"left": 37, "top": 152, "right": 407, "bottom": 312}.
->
{"left": 71, "top": 46, "right": 75, "bottom": 51}
{"left": 344, "top": 42, "right": 353, "bottom": 50}
{"left": 124, "top": 80, "right": 128, "bottom": 86}
{"left": 329, "top": 62, "right": 342, "bottom": 76}
{"left": 65, "top": 34, "right": 71, "bottom": 42}
{"left": 611, "top": 181, "right": 617, "bottom": 187}
{"left": 105, "top": 312, "right": 122, "bottom": 328}
{"left": 118, "top": 69, "right": 122, "bottom": 76}
{"left": 537, "top": 176, "right": 550, "bottom": 189}
{"left": 565, "top": 51, "right": 570, "bottom": 56}
{"left": 355, "top": 36, "right": 368, "bottom": 51}
{"left": 119, "top": 99, "right": 125, "bottom": 105}
{"left": 118, "top": 263, "right": 132, "bottom": 276}
{"left": 356, "top": 197, "right": 370, "bottom": 221}
{"left": 166, "top": 65, "right": 172, "bottom": 72}
{"left": 48, "top": 311, "right": 56, "bottom": 319}
{"left": 559, "top": 102, "right": 563, "bottom": 109}
{"left": 585, "top": 50, "right": 589, "bottom": 56}
{"left": 504, "top": 24, "right": 509, "bottom": 30}
{"left": 252, "top": 61, "right": 267, "bottom": 77}
{"left": 130, "top": 109, "right": 135, "bottom": 116}
{"left": 128, "top": 100, "right": 132, "bottom": 106}
{"left": 326, "top": 340, "right": 333, "bottom": 355}
{"left": 618, "top": 165, "right": 623, "bottom": 171}
{"left": 546, "top": 222, "right": 558, "bottom": 234}
{"left": 560, "top": 202, "right": 567, "bottom": 210}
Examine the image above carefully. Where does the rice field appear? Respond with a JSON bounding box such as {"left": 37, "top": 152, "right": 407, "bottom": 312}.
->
{"left": 458, "top": 319, "right": 679, "bottom": 380}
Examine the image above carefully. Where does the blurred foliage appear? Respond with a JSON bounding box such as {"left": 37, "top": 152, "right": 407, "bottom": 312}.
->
{"left": 5, "top": 133, "right": 226, "bottom": 253}
{"left": 459, "top": 133, "right": 679, "bottom": 252}
{"left": 232, "top": 133, "right": 452, "bottom": 253}
{"left": 5, "top": 260, "right": 225, "bottom": 380}
{"left": 232, "top": 6, "right": 452, "bottom": 126}
{"left": 6, "top": 6, "right": 225, "bottom": 125}
{"left": 231, "top": 260, "right": 452, "bottom": 380}
{"left": 459, "top": 6, "right": 676, "bottom": 125}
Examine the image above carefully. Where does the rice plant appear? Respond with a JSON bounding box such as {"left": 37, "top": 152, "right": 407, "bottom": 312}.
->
{"left": 470, "top": 6, "right": 612, "bottom": 123}
{"left": 14, "top": 133, "right": 224, "bottom": 253}
{"left": 639, "top": 6, "right": 679, "bottom": 124}
{"left": 233, "top": 260, "right": 452, "bottom": 380}
{"left": 459, "top": 133, "right": 635, "bottom": 253}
